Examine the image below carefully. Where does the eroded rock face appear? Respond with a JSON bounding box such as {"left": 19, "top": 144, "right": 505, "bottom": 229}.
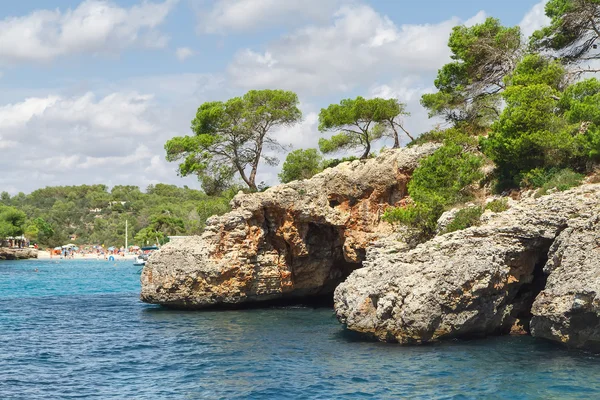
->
{"left": 334, "top": 184, "right": 600, "bottom": 345}
{"left": 0, "top": 248, "right": 38, "bottom": 260}
{"left": 530, "top": 215, "right": 600, "bottom": 351}
{"left": 141, "top": 144, "right": 439, "bottom": 308}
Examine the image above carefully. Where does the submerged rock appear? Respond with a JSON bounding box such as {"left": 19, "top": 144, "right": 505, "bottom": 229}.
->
{"left": 334, "top": 184, "right": 600, "bottom": 346}
{"left": 141, "top": 144, "right": 439, "bottom": 308}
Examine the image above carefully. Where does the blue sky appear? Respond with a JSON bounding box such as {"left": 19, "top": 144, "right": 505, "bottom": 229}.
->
{"left": 0, "top": 0, "right": 549, "bottom": 194}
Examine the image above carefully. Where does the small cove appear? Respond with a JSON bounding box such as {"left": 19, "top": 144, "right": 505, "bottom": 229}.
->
{"left": 1, "top": 259, "right": 599, "bottom": 399}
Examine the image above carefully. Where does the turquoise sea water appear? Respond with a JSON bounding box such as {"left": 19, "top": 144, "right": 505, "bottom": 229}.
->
{"left": 1, "top": 259, "right": 600, "bottom": 399}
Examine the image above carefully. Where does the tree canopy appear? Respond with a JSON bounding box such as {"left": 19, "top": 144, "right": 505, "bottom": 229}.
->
{"left": 278, "top": 149, "right": 323, "bottom": 183}
{"left": 0, "top": 205, "right": 26, "bottom": 239}
{"left": 318, "top": 97, "right": 410, "bottom": 159}
{"left": 165, "top": 89, "right": 302, "bottom": 192}
{"left": 530, "top": 0, "right": 600, "bottom": 67}
{"left": 0, "top": 184, "right": 233, "bottom": 248}
{"left": 421, "top": 17, "right": 522, "bottom": 128}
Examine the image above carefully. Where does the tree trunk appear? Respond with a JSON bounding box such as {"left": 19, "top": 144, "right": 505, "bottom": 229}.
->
{"left": 361, "top": 140, "right": 371, "bottom": 159}
{"left": 391, "top": 124, "right": 400, "bottom": 149}
{"left": 248, "top": 135, "right": 265, "bottom": 191}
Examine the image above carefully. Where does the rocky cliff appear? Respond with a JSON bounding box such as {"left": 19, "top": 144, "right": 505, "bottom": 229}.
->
{"left": 334, "top": 184, "right": 600, "bottom": 350}
{"left": 140, "top": 144, "right": 439, "bottom": 308}
{"left": 0, "top": 248, "right": 38, "bottom": 260}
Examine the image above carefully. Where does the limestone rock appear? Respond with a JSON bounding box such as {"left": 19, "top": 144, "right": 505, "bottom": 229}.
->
{"left": 0, "top": 248, "right": 38, "bottom": 260}
{"left": 530, "top": 215, "right": 600, "bottom": 351}
{"left": 141, "top": 144, "right": 439, "bottom": 308}
{"left": 334, "top": 184, "right": 600, "bottom": 344}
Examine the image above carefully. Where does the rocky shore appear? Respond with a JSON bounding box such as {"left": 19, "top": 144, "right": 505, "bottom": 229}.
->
{"left": 0, "top": 248, "right": 38, "bottom": 260}
{"left": 141, "top": 145, "right": 600, "bottom": 351}
{"left": 141, "top": 144, "right": 439, "bottom": 308}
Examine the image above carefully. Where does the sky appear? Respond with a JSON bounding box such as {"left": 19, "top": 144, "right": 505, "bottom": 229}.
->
{"left": 0, "top": 0, "right": 551, "bottom": 194}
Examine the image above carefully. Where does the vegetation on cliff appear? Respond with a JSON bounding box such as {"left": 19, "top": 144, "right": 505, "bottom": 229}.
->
{"left": 384, "top": 2, "right": 600, "bottom": 238}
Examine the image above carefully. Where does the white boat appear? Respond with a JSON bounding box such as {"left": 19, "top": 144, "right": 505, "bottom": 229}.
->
{"left": 133, "top": 255, "right": 147, "bottom": 266}
{"left": 133, "top": 245, "right": 159, "bottom": 267}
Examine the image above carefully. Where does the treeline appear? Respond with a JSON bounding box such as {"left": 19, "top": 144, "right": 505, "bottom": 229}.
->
{"left": 0, "top": 184, "right": 233, "bottom": 248}
{"left": 381, "top": 0, "right": 600, "bottom": 240}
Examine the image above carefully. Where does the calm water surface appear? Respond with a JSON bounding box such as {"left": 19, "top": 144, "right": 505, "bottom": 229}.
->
{"left": 1, "top": 259, "right": 599, "bottom": 399}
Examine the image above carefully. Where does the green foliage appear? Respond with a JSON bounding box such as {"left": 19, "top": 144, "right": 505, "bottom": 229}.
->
{"left": 422, "top": 17, "right": 522, "bottom": 126}
{"left": 383, "top": 140, "right": 484, "bottom": 239}
{"left": 382, "top": 200, "right": 444, "bottom": 238}
{"left": 279, "top": 149, "right": 323, "bottom": 183}
{"left": 1, "top": 184, "right": 232, "bottom": 248}
{"left": 481, "top": 55, "right": 578, "bottom": 185}
{"left": 443, "top": 207, "right": 483, "bottom": 234}
{"left": 521, "top": 168, "right": 585, "bottom": 197}
{"left": 166, "top": 89, "right": 302, "bottom": 191}
{"left": 558, "top": 78, "right": 600, "bottom": 161}
{"left": 318, "top": 97, "right": 409, "bottom": 159}
{"left": 409, "top": 127, "right": 480, "bottom": 147}
{"left": 134, "top": 228, "right": 165, "bottom": 247}
{"left": 0, "top": 205, "right": 26, "bottom": 239}
{"left": 530, "top": 0, "right": 600, "bottom": 64}
{"left": 505, "top": 54, "right": 565, "bottom": 89}
{"left": 539, "top": 169, "right": 584, "bottom": 195}
{"left": 321, "top": 156, "right": 361, "bottom": 169}
{"left": 24, "top": 217, "right": 55, "bottom": 244}
{"left": 485, "top": 198, "right": 510, "bottom": 213}
{"left": 409, "top": 142, "right": 484, "bottom": 206}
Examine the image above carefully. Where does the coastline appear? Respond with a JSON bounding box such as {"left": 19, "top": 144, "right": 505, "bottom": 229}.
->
{"left": 37, "top": 251, "right": 135, "bottom": 261}
{"left": 0, "top": 248, "right": 38, "bottom": 261}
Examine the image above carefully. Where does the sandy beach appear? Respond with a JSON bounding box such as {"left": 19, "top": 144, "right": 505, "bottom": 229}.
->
{"left": 37, "top": 251, "right": 135, "bottom": 261}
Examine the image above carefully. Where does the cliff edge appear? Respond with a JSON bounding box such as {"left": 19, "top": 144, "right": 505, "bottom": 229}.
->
{"left": 141, "top": 144, "right": 439, "bottom": 308}
{"left": 334, "top": 184, "right": 600, "bottom": 350}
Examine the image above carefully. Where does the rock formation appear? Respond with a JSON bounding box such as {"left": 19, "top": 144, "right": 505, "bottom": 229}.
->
{"left": 334, "top": 184, "right": 600, "bottom": 347}
{"left": 530, "top": 215, "right": 600, "bottom": 351}
{"left": 0, "top": 248, "right": 38, "bottom": 260}
{"left": 141, "top": 144, "right": 440, "bottom": 308}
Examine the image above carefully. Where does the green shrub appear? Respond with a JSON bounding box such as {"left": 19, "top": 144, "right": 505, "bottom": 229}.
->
{"left": 409, "top": 141, "right": 484, "bottom": 205}
{"left": 485, "top": 198, "right": 510, "bottom": 213}
{"left": 443, "top": 206, "right": 483, "bottom": 234}
{"left": 519, "top": 168, "right": 557, "bottom": 188}
{"left": 409, "top": 127, "right": 479, "bottom": 147}
{"left": 537, "top": 169, "right": 584, "bottom": 196}
{"left": 519, "top": 168, "right": 584, "bottom": 196}
{"left": 383, "top": 139, "right": 483, "bottom": 240}
{"left": 321, "top": 156, "right": 362, "bottom": 169}
{"left": 382, "top": 197, "right": 444, "bottom": 238}
{"left": 278, "top": 148, "right": 323, "bottom": 183}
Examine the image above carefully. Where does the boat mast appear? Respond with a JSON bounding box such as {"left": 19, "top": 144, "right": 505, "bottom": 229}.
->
{"left": 125, "top": 219, "right": 128, "bottom": 250}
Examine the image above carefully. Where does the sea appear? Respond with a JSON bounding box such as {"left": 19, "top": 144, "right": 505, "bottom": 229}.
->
{"left": 1, "top": 259, "right": 599, "bottom": 399}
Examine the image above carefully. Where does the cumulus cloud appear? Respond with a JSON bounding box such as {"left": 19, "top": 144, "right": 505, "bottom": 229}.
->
{"left": 0, "top": 92, "right": 156, "bottom": 141}
{"left": 227, "top": 4, "right": 473, "bottom": 95}
{"left": 0, "top": 90, "right": 185, "bottom": 193}
{"left": 199, "top": 0, "right": 341, "bottom": 34}
{"left": 520, "top": 0, "right": 550, "bottom": 39}
{"left": 0, "top": 0, "right": 178, "bottom": 64}
{"left": 175, "top": 47, "right": 194, "bottom": 61}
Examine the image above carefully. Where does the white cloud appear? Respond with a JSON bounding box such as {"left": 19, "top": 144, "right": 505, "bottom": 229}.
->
{"left": 175, "top": 47, "right": 195, "bottom": 61}
{"left": 520, "top": 0, "right": 550, "bottom": 39}
{"left": 199, "top": 0, "right": 341, "bottom": 34}
{"left": 227, "top": 4, "right": 469, "bottom": 95}
{"left": 0, "top": 92, "right": 156, "bottom": 140}
{"left": 0, "top": 0, "right": 178, "bottom": 64}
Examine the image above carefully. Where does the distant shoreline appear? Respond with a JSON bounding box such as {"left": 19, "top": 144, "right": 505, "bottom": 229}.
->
{"left": 37, "top": 251, "right": 136, "bottom": 261}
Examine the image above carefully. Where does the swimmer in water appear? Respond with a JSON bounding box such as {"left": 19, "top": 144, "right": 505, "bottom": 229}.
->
{"left": 34, "top": 268, "right": 39, "bottom": 272}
